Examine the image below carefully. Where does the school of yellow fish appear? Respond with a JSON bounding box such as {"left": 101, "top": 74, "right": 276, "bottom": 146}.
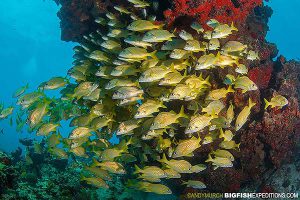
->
{"left": 1, "top": 0, "right": 289, "bottom": 195}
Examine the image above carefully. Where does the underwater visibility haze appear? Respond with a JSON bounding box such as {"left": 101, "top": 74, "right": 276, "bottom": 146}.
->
{"left": 0, "top": 0, "right": 299, "bottom": 199}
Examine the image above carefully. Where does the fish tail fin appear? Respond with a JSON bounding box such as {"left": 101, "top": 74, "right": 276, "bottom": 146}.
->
{"left": 227, "top": 85, "right": 235, "bottom": 93}
{"left": 157, "top": 23, "right": 164, "bottom": 29}
{"left": 248, "top": 98, "right": 256, "bottom": 108}
{"left": 178, "top": 105, "right": 188, "bottom": 119}
{"left": 133, "top": 164, "right": 141, "bottom": 174}
{"left": 219, "top": 128, "right": 224, "bottom": 139}
{"left": 205, "top": 154, "right": 213, "bottom": 162}
{"left": 264, "top": 98, "right": 270, "bottom": 110}
{"left": 231, "top": 22, "right": 238, "bottom": 31}
{"left": 150, "top": 50, "right": 157, "bottom": 59}
{"left": 204, "top": 75, "right": 211, "bottom": 86}
{"left": 158, "top": 153, "right": 168, "bottom": 164}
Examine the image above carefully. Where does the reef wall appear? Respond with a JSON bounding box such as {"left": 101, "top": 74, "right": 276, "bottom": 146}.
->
{"left": 52, "top": 0, "right": 300, "bottom": 193}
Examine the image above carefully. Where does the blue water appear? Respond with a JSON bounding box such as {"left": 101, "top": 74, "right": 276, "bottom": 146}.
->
{"left": 0, "top": 0, "right": 299, "bottom": 152}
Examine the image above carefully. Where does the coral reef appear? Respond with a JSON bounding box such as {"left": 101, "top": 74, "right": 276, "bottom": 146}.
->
{"left": 164, "top": 0, "right": 263, "bottom": 27}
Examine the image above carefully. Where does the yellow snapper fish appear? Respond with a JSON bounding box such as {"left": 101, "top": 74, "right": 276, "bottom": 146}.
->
{"left": 90, "top": 116, "right": 114, "bottom": 130}
{"left": 235, "top": 98, "right": 256, "bottom": 131}
{"left": 202, "top": 100, "right": 225, "bottom": 115}
{"left": 70, "top": 146, "right": 88, "bottom": 158}
{"left": 36, "top": 123, "right": 59, "bottom": 136}
{"left": 49, "top": 147, "right": 68, "bottom": 159}
{"left": 205, "top": 154, "right": 233, "bottom": 168}
{"left": 72, "top": 82, "right": 99, "bottom": 99}
{"left": 105, "top": 79, "right": 138, "bottom": 90}
{"left": 203, "top": 30, "right": 212, "bottom": 39}
{"left": 219, "top": 140, "right": 240, "bottom": 150}
{"left": 164, "top": 168, "right": 181, "bottom": 179}
{"left": 127, "top": 0, "right": 150, "bottom": 8}
{"left": 142, "top": 30, "right": 175, "bottom": 43}
{"left": 116, "top": 119, "right": 140, "bottom": 135}
{"left": 140, "top": 58, "right": 159, "bottom": 70}
{"left": 17, "top": 92, "right": 44, "bottom": 108}
{"left": 226, "top": 102, "right": 235, "bottom": 124}
{"left": 206, "top": 85, "right": 234, "bottom": 101}
{"left": 195, "top": 53, "right": 219, "bottom": 70}
{"left": 235, "top": 64, "right": 248, "bottom": 75}
{"left": 139, "top": 66, "right": 173, "bottom": 82}
{"left": 95, "top": 66, "right": 113, "bottom": 78}
{"left": 159, "top": 71, "right": 186, "bottom": 86}
{"left": 124, "top": 35, "right": 152, "bottom": 48}
{"left": 127, "top": 20, "right": 163, "bottom": 32}
{"left": 264, "top": 95, "right": 288, "bottom": 109}
{"left": 39, "top": 77, "right": 68, "bottom": 90}
{"left": 135, "top": 100, "right": 166, "bottom": 119}
{"left": 169, "top": 84, "right": 195, "bottom": 100}
{"left": 107, "top": 28, "right": 129, "bottom": 38}
{"left": 184, "top": 75, "right": 211, "bottom": 89}
{"left": 100, "top": 39, "right": 121, "bottom": 51}
{"left": 202, "top": 134, "right": 214, "bottom": 144}
{"left": 0, "top": 107, "right": 14, "bottom": 119}
{"left": 140, "top": 182, "right": 172, "bottom": 194}
{"left": 105, "top": 12, "right": 117, "bottom": 20}
{"left": 172, "top": 136, "right": 201, "bottom": 158}
{"left": 159, "top": 154, "right": 192, "bottom": 173}
{"left": 69, "top": 127, "right": 92, "bottom": 139}
{"left": 84, "top": 166, "right": 112, "bottom": 181}
{"left": 234, "top": 76, "right": 258, "bottom": 93}
{"left": 219, "top": 128, "right": 234, "bottom": 141}
{"left": 182, "top": 180, "right": 206, "bottom": 189}
{"left": 210, "top": 116, "right": 231, "bottom": 129}
{"left": 179, "top": 30, "right": 194, "bottom": 41}
{"left": 247, "top": 50, "right": 259, "bottom": 61}
{"left": 93, "top": 160, "right": 126, "bottom": 174}
{"left": 118, "top": 96, "right": 144, "bottom": 106}
{"left": 88, "top": 50, "right": 111, "bottom": 63}
{"left": 100, "top": 146, "right": 128, "bottom": 161}
{"left": 134, "top": 165, "right": 167, "bottom": 179}
{"left": 221, "top": 41, "right": 247, "bottom": 52}
{"left": 190, "top": 21, "right": 204, "bottom": 33}
{"left": 142, "top": 129, "right": 166, "bottom": 140}
{"left": 112, "top": 86, "right": 144, "bottom": 100}
{"left": 211, "top": 149, "right": 234, "bottom": 161}
{"left": 28, "top": 101, "right": 50, "bottom": 128}
{"left": 161, "top": 39, "right": 186, "bottom": 51}
{"left": 215, "top": 54, "right": 239, "bottom": 68}
{"left": 191, "top": 164, "right": 207, "bottom": 173}
{"left": 208, "top": 38, "right": 220, "bottom": 50}
{"left": 184, "top": 40, "right": 207, "bottom": 52}
{"left": 211, "top": 22, "right": 238, "bottom": 39}
{"left": 110, "top": 65, "right": 139, "bottom": 77}
{"left": 185, "top": 114, "right": 215, "bottom": 134}
{"left": 81, "top": 176, "right": 109, "bottom": 189}
{"left": 150, "top": 106, "right": 187, "bottom": 130}
{"left": 13, "top": 83, "right": 29, "bottom": 98}
{"left": 47, "top": 133, "right": 62, "bottom": 148}
{"left": 119, "top": 47, "right": 156, "bottom": 60}
{"left": 114, "top": 5, "right": 131, "bottom": 14}
{"left": 170, "top": 49, "right": 191, "bottom": 59}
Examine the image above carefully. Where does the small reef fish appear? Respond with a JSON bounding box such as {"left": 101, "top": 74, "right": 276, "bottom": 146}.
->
{"left": 13, "top": 83, "right": 29, "bottom": 98}
{"left": 142, "top": 30, "right": 175, "bottom": 43}
{"left": 150, "top": 106, "right": 187, "bottom": 130}
{"left": 182, "top": 180, "right": 206, "bottom": 189}
{"left": 39, "top": 77, "right": 68, "bottom": 90}
{"left": 190, "top": 21, "right": 204, "bottom": 33}
{"left": 36, "top": 123, "right": 59, "bottom": 136}
{"left": 172, "top": 136, "right": 201, "bottom": 158}
{"left": 205, "top": 154, "right": 233, "bottom": 168}
{"left": 264, "top": 95, "right": 288, "bottom": 109}
{"left": 235, "top": 98, "right": 256, "bottom": 131}
{"left": 159, "top": 154, "right": 192, "bottom": 173}
{"left": 219, "top": 140, "right": 240, "bottom": 150}
{"left": 135, "top": 100, "right": 166, "bottom": 119}
{"left": 206, "top": 86, "right": 234, "bottom": 101}
{"left": 127, "top": 20, "right": 162, "bottom": 32}
{"left": 234, "top": 76, "right": 258, "bottom": 93}
{"left": 235, "top": 64, "right": 248, "bottom": 75}
{"left": 0, "top": 107, "right": 14, "bottom": 119}
{"left": 81, "top": 176, "right": 109, "bottom": 189}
